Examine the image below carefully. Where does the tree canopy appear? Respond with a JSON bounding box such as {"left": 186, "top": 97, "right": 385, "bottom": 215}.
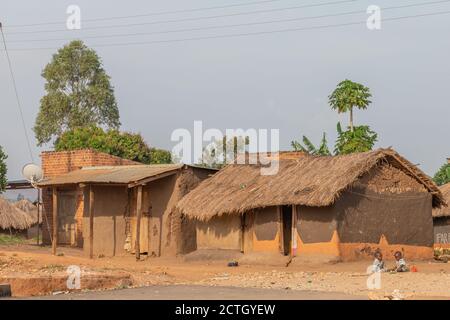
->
{"left": 328, "top": 79, "right": 372, "bottom": 131}
{"left": 334, "top": 122, "right": 378, "bottom": 155}
{"left": 0, "top": 146, "right": 7, "bottom": 193}
{"left": 433, "top": 162, "right": 450, "bottom": 186}
{"left": 54, "top": 126, "right": 172, "bottom": 164}
{"left": 201, "top": 136, "right": 249, "bottom": 169}
{"left": 34, "top": 40, "right": 120, "bottom": 145}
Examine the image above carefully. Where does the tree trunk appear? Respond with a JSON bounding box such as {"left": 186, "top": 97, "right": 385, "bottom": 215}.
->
{"left": 349, "top": 107, "right": 354, "bottom": 132}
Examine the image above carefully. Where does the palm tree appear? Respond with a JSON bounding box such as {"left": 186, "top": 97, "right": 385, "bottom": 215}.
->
{"left": 328, "top": 79, "right": 372, "bottom": 132}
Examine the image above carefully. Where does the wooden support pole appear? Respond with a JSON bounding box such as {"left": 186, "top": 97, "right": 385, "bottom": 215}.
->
{"left": 278, "top": 206, "right": 284, "bottom": 254}
{"left": 52, "top": 187, "right": 58, "bottom": 255}
{"left": 89, "top": 185, "right": 94, "bottom": 259}
{"left": 291, "top": 205, "right": 298, "bottom": 257}
{"left": 135, "top": 185, "right": 143, "bottom": 261}
{"left": 36, "top": 188, "right": 41, "bottom": 246}
{"left": 240, "top": 214, "right": 245, "bottom": 253}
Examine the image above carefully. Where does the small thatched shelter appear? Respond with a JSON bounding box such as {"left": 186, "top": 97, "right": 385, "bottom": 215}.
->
{"left": 433, "top": 183, "right": 450, "bottom": 248}
{"left": 14, "top": 199, "right": 40, "bottom": 224}
{"left": 0, "top": 197, "right": 35, "bottom": 233}
{"left": 177, "top": 148, "right": 445, "bottom": 261}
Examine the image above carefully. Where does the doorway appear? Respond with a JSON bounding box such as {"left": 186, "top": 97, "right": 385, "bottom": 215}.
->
{"left": 281, "top": 205, "right": 292, "bottom": 256}
{"left": 57, "top": 190, "right": 78, "bottom": 246}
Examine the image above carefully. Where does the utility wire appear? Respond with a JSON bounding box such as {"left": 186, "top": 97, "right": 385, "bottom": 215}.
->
{"left": 3, "top": 0, "right": 450, "bottom": 44}
{"left": 3, "top": 0, "right": 286, "bottom": 28}
{"left": 0, "top": 23, "right": 35, "bottom": 163}
{"left": 3, "top": 0, "right": 358, "bottom": 35}
{"left": 2, "top": 9, "right": 450, "bottom": 51}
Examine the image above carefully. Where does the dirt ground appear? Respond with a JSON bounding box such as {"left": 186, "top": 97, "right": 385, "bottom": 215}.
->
{"left": 1, "top": 244, "right": 450, "bottom": 299}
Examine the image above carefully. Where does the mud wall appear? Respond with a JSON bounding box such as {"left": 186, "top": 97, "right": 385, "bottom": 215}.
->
{"left": 128, "top": 174, "right": 178, "bottom": 256}
{"left": 335, "top": 186, "right": 433, "bottom": 246}
{"left": 335, "top": 165, "right": 433, "bottom": 260}
{"left": 83, "top": 185, "right": 128, "bottom": 257}
{"left": 296, "top": 206, "right": 337, "bottom": 243}
{"left": 196, "top": 214, "right": 241, "bottom": 250}
{"left": 252, "top": 206, "right": 280, "bottom": 253}
{"left": 175, "top": 167, "right": 217, "bottom": 254}
{"left": 434, "top": 217, "right": 450, "bottom": 247}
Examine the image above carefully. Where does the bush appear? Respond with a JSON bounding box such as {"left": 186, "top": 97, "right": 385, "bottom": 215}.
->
{"left": 55, "top": 126, "right": 172, "bottom": 164}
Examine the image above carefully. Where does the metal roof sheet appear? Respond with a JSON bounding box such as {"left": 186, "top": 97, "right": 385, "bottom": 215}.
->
{"left": 37, "top": 164, "right": 184, "bottom": 187}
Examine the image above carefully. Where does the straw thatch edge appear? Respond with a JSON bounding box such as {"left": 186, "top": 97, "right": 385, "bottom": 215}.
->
{"left": 433, "top": 183, "right": 450, "bottom": 218}
{"left": 177, "top": 148, "right": 445, "bottom": 221}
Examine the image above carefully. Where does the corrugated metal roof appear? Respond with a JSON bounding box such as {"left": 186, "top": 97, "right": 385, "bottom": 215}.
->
{"left": 37, "top": 164, "right": 184, "bottom": 187}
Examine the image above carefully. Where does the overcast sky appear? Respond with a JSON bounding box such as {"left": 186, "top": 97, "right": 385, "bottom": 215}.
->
{"left": 0, "top": 0, "right": 449, "bottom": 186}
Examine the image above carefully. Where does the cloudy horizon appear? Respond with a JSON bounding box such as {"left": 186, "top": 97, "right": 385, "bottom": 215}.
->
{"left": 1, "top": 0, "right": 449, "bottom": 183}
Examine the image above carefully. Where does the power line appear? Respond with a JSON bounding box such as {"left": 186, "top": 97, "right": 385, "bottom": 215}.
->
{"left": 3, "top": 0, "right": 450, "bottom": 44}
{"left": 2, "top": 9, "right": 450, "bottom": 52}
{"left": 3, "top": 0, "right": 359, "bottom": 35}
{"left": 0, "top": 23, "right": 35, "bottom": 163}
{"left": 3, "top": 0, "right": 286, "bottom": 28}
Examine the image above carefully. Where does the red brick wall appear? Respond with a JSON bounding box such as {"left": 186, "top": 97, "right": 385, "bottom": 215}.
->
{"left": 41, "top": 149, "right": 140, "bottom": 245}
{"left": 41, "top": 149, "right": 138, "bottom": 177}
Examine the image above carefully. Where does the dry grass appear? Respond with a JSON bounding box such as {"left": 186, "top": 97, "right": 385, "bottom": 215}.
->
{"left": 14, "top": 199, "right": 40, "bottom": 224}
{"left": 0, "top": 197, "right": 35, "bottom": 230}
{"left": 433, "top": 183, "right": 450, "bottom": 218}
{"left": 177, "top": 148, "right": 445, "bottom": 221}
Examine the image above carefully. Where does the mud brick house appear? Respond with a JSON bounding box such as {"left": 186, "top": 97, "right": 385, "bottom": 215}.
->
{"left": 433, "top": 183, "right": 450, "bottom": 248}
{"left": 38, "top": 149, "right": 216, "bottom": 258}
{"left": 177, "top": 149, "right": 445, "bottom": 261}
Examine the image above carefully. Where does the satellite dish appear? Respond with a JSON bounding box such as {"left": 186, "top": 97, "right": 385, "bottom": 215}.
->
{"left": 22, "top": 163, "right": 43, "bottom": 186}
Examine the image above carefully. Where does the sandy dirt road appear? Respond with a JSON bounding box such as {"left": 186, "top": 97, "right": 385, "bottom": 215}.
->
{"left": 25, "top": 285, "right": 366, "bottom": 300}
{"left": 1, "top": 244, "right": 450, "bottom": 299}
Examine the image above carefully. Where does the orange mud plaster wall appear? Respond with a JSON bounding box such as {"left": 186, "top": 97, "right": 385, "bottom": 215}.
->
{"left": 251, "top": 207, "right": 280, "bottom": 253}
{"left": 295, "top": 231, "right": 432, "bottom": 261}
{"left": 196, "top": 214, "right": 241, "bottom": 250}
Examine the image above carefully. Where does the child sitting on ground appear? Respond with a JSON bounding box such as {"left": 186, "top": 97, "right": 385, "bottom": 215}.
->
{"left": 372, "top": 251, "right": 385, "bottom": 273}
{"left": 390, "top": 251, "right": 409, "bottom": 272}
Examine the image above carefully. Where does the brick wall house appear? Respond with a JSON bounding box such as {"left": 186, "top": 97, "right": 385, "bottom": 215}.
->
{"left": 40, "top": 149, "right": 139, "bottom": 245}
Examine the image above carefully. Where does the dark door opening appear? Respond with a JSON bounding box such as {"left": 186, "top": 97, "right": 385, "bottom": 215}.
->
{"left": 282, "top": 205, "right": 292, "bottom": 256}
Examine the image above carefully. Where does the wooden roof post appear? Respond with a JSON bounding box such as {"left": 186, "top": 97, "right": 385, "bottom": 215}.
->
{"left": 37, "top": 188, "right": 41, "bottom": 246}
{"left": 291, "top": 205, "right": 298, "bottom": 257}
{"left": 135, "top": 185, "right": 143, "bottom": 261}
{"left": 52, "top": 187, "right": 58, "bottom": 255}
{"left": 89, "top": 185, "right": 94, "bottom": 259}
{"left": 240, "top": 213, "right": 245, "bottom": 253}
{"left": 278, "top": 206, "right": 284, "bottom": 254}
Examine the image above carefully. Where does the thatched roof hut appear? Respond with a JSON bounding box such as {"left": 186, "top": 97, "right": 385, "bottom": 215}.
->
{"left": 177, "top": 148, "right": 445, "bottom": 221}
{"left": 0, "top": 197, "right": 35, "bottom": 230}
{"left": 433, "top": 183, "right": 450, "bottom": 218}
{"left": 14, "top": 199, "right": 40, "bottom": 224}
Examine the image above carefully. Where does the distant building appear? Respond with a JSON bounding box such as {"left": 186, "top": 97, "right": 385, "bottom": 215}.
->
{"left": 433, "top": 183, "right": 450, "bottom": 248}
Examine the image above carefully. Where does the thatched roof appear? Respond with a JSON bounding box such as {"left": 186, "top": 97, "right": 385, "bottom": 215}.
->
{"left": 14, "top": 199, "right": 40, "bottom": 224}
{"left": 433, "top": 183, "right": 450, "bottom": 218}
{"left": 0, "top": 197, "right": 35, "bottom": 230}
{"left": 177, "top": 148, "right": 445, "bottom": 221}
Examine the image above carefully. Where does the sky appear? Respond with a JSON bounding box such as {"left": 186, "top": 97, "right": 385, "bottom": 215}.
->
{"left": 0, "top": 0, "right": 449, "bottom": 190}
